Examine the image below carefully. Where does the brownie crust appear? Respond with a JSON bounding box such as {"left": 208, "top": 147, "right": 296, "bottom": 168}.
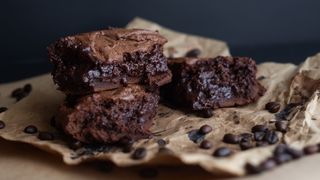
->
{"left": 48, "top": 28, "right": 171, "bottom": 95}
{"left": 56, "top": 85, "right": 159, "bottom": 144}
{"left": 162, "top": 56, "right": 265, "bottom": 111}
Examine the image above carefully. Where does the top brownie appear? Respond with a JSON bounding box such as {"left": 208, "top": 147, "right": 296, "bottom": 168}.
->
{"left": 48, "top": 28, "right": 172, "bottom": 94}
{"left": 162, "top": 56, "right": 265, "bottom": 112}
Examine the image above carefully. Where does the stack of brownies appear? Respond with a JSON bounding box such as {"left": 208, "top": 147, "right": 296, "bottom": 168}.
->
{"left": 48, "top": 28, "right": 172, "bottom": 144}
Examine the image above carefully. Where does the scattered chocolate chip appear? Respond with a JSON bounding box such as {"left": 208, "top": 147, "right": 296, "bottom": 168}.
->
{"left": 256, "top": 141, "right": 269, "bottom": 147}
{"left": 273, "top": 144, "right": 287, "bottom": 155}
{"left": 94, "top": 161, "right": 114, "bottom": 173}
{"left": 199, "top": 109, "right": 213, "bottom": 118}
{"left": 199, "top": 124, "right": 212, "bottom": 134}
{"left": 303, "top": 145, "right": 319, "bottom": 155}
{"left": 213, "top": 147, "right": 232, "bottom": 157}
{"left": 275, "top": 103, "right": 301, "bottom": 121}
{"left": 263, "top": 131, "right": 278, "bottom": 144}
{"left": 265, "top": 102, "right": 281, "bottom": 113}
{"left": 157, "top": 139, "right": 167, "bottom": 148}
{"left": 240, "top": 133, "right": 253, "bottom": 142}
{"left": 38, "top": 132, "right": 55, "bottom": 140}
{"left": 275, "top": 121, "right": 288, "bottom": 133}
{"left": 245, "top": 163, "right": 262, "bottom": 174}
{"left": 68, "top": 140, "right": 83, "bottom": 150}
{"left": 11, "top": 84, "right": 32, "bottom": 101}
{"left": 200, "top": 140, "right": 213, "bottom": 149}
{"left": 251, "top": 125, "right": 268, "bottom": 133}
{"left": 240, "top": 141, "right": 254, "bottom": 150}
{"left": 131, "top": 147, "right": 147, "bottom": 160}
{"left": 23, "top": 125, "right": 38, "bottom": 134}
{"left": 260, "top": 158, "right": 277, "bottom": 171}
{"left": 274, "top": 153, "right": 292, "bottom": 164}
{"left": 185, "top": 48, "right": 201, "bottom": 58}
{"left": 286, "top": 148, "right": 303, "bottom": 159}
{"left": 0, "top": 120, "right": 5, "bottom": 129}
{"left": 138, "top": 168, "right": 159, "bottom": 178}
{"left": 254, "top": 131, "right": 265, "bottom": 141}
{"left": 0, "top": 107, "right": 8, "bottom": 113}
{"left": 223, "top": 133, "right": 240, "bottom": 144}
{"left": 188, "top": 129, "right": 205, "bottom": 143}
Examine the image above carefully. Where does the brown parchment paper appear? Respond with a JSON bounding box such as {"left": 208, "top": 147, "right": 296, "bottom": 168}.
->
{"left": 1, "top": 18, "right": 320, "bottom": 177}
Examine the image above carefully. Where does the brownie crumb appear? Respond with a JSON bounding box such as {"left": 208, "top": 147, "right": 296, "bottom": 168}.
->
{"left": 0, "top": 107, "right": 8, "bottom": 113}
{"left": 131, "top": 147, "right": 147, "bottom": 160}
{"left": 265, "top": 102, "right": 280, "bottom": 113}
{"left": 38, "top": 132, "right": 55, "bottom": 141}
{"left": 0, "top": 121, "right": 5, "bottom": 129}
{"left": 23, "top": 125, "right": 38, "bottom": 134}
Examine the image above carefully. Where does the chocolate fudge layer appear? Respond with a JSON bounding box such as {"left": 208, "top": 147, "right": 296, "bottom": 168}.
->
{"left": 48, "top": 28, "right": 171, "bottom": 95}
{"left": 162, "top": 56, "right": 265, "bottom": 111}
{"left": 56, "top": 85, "right": 159, "bottom": 144}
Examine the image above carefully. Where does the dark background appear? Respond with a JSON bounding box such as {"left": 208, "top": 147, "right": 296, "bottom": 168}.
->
{"left": 1, "top": 0, "right": 320, "bottom": 82}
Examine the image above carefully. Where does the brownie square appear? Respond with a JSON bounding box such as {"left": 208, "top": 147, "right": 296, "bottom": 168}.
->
{"left": 56, "top": 85, "right": 159, "bottom": 144}
{"left": 162, "top": 56, "right": 265, "bottom": 111}
{"left": 48, "top": 28, "right": 171, "bottom": 95}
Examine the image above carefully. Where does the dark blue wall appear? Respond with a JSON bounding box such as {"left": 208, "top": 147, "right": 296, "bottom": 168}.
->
{"left": 1, "top": 0, "right": 320, "bottom": 81}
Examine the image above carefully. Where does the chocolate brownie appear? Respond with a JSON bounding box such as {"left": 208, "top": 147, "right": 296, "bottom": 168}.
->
{"left": 48, "top": 28, "right": 171, "bottom": 94}
{"left": 56, "top": 85, "right": 159, "bottom": 144}
{"left": 162, "top": 56, "right": 265, "bottom": 111}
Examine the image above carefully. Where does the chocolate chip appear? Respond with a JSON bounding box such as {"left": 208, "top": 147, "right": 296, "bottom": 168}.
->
{"left": 200, "top": 140, "right": 213, "bottom": 149}
{"left": 254, "top": 131, "right": 265, "bottom": 141}
{"left": 265, "top": 102, "right": 281, "bottom": 113}
{"left": 303, "top": 145, "right": 319, "bottom": 155}
{"left": 273, "top": 144, "right": 287, "bottom": 155}
{"left": 94, "top": 161, "right": 114, "bottom": 173}
{"left": 257, "top": 76, "right": 266, "bottom": 81}
{"left": 38, "top": 132, "right": 54, "bottom": 140}
{"left": 131, "top": 147, "right": 147, "bottom": 160}
{"left": 240, "top": 141, "right": 253, "bottom": 150}
{"left": 240, "top": 133, "right": 253, "bottom": 142}
{"left": 185, "top": 48, "right": 201, "bottom": 57}
{"left": 256, "top": 141, "right": 269, "bottom": 147}
{"left": 223, "top": 133, "right": 240, "bottom": 144}
{"left": 23, "top": 125, "right": 38, "bottom": 134}
{"left": 260, "top": 158, "right": 277, "bottom": 171}
{"left": 0, "top": 107, "right": 8, "bottom": 113}
{"left": 199, "top": 124, "right": 212, "bottom": 134}
{"left": 138, "top": 168, "right": 158, "bottom": 178}
{"left": 251, "top": 125, "right": 268, "bottom": 133}
{"left": 122, "top": 144, "right": 133, "bottom": 153}
{"left": 245, "top": 163, "right": 262, "bottom": 174}
{"left": 274, "top": 153, "right": 292, "bottom": 164}
{"left": 68, "top": 140, "right": 83, "bottom": 150}
{"left": 275, "top": 121, "right": 288, "bottom": 133}
{"left": 157, "top": 139, "right": 167, "bottom": 148}
{"left": 188, "top": 129, "right": 205, "bottom": 143}
{"left": 213, "top": 147, "right": 232, "bottom": 157}
{"left": 11, "top": 84, "right": 31, "bottom": 101}
{"left": 0, "top": 120, "right": 5, "bottom": 129}
{"left": 286, "top": 148, "right": 303, "bottom": 159}
{"left": 199, "top": 109, "right": 213, "bottom": 118}
{"left": 263, "top": 131, "right": 278, "bottom": 144}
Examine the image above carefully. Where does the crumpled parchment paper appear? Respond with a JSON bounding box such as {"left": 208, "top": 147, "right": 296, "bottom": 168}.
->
{"left": 1, "top": 18, "right": 320, "bottom": 176}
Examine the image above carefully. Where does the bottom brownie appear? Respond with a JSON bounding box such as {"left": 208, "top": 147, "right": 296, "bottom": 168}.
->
{"left": 56, "top": 85, "right": 159, "bottom": 144}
